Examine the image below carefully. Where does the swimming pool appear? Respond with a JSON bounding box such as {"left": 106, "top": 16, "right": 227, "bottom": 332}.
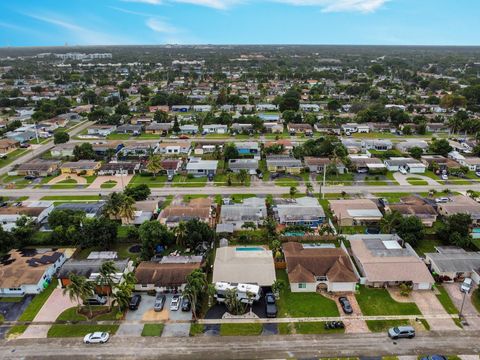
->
{"left": 235, "top": 247, "right": 264, "bottom": 252}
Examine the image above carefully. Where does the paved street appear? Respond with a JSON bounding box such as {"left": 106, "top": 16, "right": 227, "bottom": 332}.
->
{"left": 1, "top": 331, "right": 480, "bottom": 359}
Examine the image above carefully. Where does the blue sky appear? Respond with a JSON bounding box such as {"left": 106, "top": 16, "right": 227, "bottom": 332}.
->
{"left": 0, "top": 0, "right": 478, "bottom": 47}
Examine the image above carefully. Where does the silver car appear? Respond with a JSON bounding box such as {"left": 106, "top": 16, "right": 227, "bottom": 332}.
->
{"left": 388, "top": 326, "right": 415, "bottom": 339}
{"left": 83, "top": 332, "right": 110, "bottom": 344}
{"left": 154, "top": 293, "right": 166, "bottom": 312}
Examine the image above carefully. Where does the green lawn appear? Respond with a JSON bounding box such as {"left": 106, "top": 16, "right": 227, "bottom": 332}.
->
{"left": 172, "top": 175, "right": 207, "bottom": 188}
{"left": 435, "top": 285, "right": 458, "bottom": 315}
{"left": 279, "top": 322, "right": 345, "bottom": 335}
{"left": 0, "top": 175, "right": 32, "bottom": 187}
{"left": 220, "top": 323, "right": 263, "bottom": 336}
{"left": 107, "top": 133, "right": 131, "bottom": 140}
{"left": 275, "top": 178, "right": 299, "bottom": 187}
{"left": 56, "top": 306, "right": 121, "bottom": 322}
{"left": 213, "top": 173, "right": 250, "bottom": 187}
{"left": 189, "top": 323, "right": 204, "bottom": 336}
{"left": 100, "top": 180, "right": 117, "bottom": 189}
{"left": 355, "top": 286, "right": 421, "bottom": 316}
{"left": 258, "top": 159, "right": 270, "bottom": 182}
{"left": 406, "top": 177, "right": 428, "bottom": 186}
{"left": 276, "top": 270, "right": 339, "bottom": 317}
{"left": 7, "top": 325, "right": 28, "bottom": 337}
{"left": 0, "top": 149, "right": 31, "bottom": 168}
{"left": 18, "top": 279, "right": 58, "bottom": 322}
{"left": 141, "top": 323, "right": 164, "bottom": 336}
{"left": 231, "top": 194, "right": 256, "bottom": 203}
{"left": 183, "top": 194, "right": 208, "bottom": 202}
{"left": 373, "top": 192, "right": 430, "bottom": 204}
{"left": 47, "top": 324, "right": 119, "bottom": 338}
{"left": 320, "top": 173, "right": 355, "bottom": 185}
{"left": 0, "top": 297, "right": 23, "bottom": 302}
{"left": 413, "top": 238, "right": 442, "bottom": 257}
{"left": 130, "top": 174, "right": 166, "bottom": 188}
{"left": 366, "top": 319, "right": 411, "bottom": 332}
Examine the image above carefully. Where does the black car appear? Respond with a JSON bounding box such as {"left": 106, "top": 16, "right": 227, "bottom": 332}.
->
{"left": 129, "top": 294, "right": 142, "bottom": 310}
{"left": 338, "top": 297, "right": 353, "bottom": 314}
{"left": 265, "top": 293, "right": 277, "bottom": 318}
{"left": 24, "top": 175, "right": 36, "bottom": 180}
{"left": 181, "top": 297, "right": 191, "bottom": 312}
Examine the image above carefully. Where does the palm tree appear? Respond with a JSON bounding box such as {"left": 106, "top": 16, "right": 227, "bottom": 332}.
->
{"left": 183, "top": 269, "right": 207, "bottom": 320}
{"left": 146, "top": 154, "right": 163, "bottom": 178}
{"left": 182, "top": 285, "right": 198, "bottom": 320}
{"left": 305, "top": 182, "right": 314, "bottom": 195}
{"left": 119, "top": 195, "right": 136, "bottom": 222}
{"left": 96, "top": 261, "right": 118, "bottom": 311}
{"left": 103, "top": 192, "right": 124, "bottom": 220}
{"left": 111, "top": 283, "right": 132, "bottom": 313}
{"left": 224, "top": 288, "right": 245, "bottom": 315}
{"left": 289, "top": 186, "right": 298, "bottom": 198}
{"left": 236, "top": 169, "right": 248, "bottom": 185}
{"left": 271, "top": 279, "right": 286, "bottom": 299}
{"left": 63, "top": 274, "right": 89, "bottom": 312}
{"left": 380, "top": 210, "right": 402, "bottom": 234}
{"left": 175, "top": 221, "right": 187, "bottom": 247}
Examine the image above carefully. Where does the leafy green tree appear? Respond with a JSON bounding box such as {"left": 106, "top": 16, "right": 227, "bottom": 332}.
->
{"left": 124, "top": 184, "right": 151, "bottom": 201}
{"left": 73, "top": 143, "right": 96, "bottom": 160}
{"left": 429, "top": 139, "right": 453, "bottom": 157}
{"left": 397, "top": 216, "right": 424, "bottom": 247}
{"left": 183, "top": 269, "right": 208, "bottom": 320}
{"left": 279, "top": 89, "right": 300, "bottom": 112}
{"left": 380, "top": 210, "right": 402, "bottom": 234}
{"left": 139, "top": 221, "right": 174, "bottom": 260}
{"left": 63, "top": 274, "right": 94, "bottom": 314}
{"left": 438, "top": 213, "right": 473, "bottom": 248}
{"left": 11, "top": 216, "right": 36, "bottom": 247}
{"left": 224, "top": 289, "right": 246, "bottom": 315}
{"left": 54, "top": 131, "right": 69, "bottom": 144}
{"left": 146, "top": 154, "right": 163, "bottom": 178}
{"left": 223, "top": 143, "right": 239, "bottom": 161}
{"left": 289, "top": 186, "right": 298, "bottom": 198}
{"left": 154, "top": 110, "right": 169, "bottom": 123}
{"left": 237, "top": 169, "right": 248, "bottom": 185}
{"left": 409, "top": 146, "right": 424, "bottom": 159}
{"left": 184, "top": 219, "right": 214, "bottom": 249}
{"left": 81, "top": 217, "right": 118, "bottom": 250}
{"left": 172, "top": 117, "right": 180, "bottom": 133}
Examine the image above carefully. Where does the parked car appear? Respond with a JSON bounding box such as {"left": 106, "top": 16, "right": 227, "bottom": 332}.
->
{"left": 475, "top": 171, "right": 480, "bottom": 178}
{"left": 154, "top": 293, "right": 166, "bottom": 312}
{"left": 83, "top": 332, "right": 110, "bottom": 344}
{"left": 338, "top": 297, "right": 353, "bottom": 314}
{"left": 388, "top": 326, "right": 415, "bottom": 339}
{"left": 441, "top": 174, "right": 448, "bottom": 180}
{"left": 167, "top": 174, "right": 174, "bottom": 182}
{"left": 170, "top": 295, "right": 181, "bottom": 311}
{"left": 420, "top": 356, "right": 447, "bottom": 360}
{"left": 461, "top": 278, "right": 473, "bottom": 293}
{"left": 207, "top": 173, "right": 214, "bottom": 181}
{"left": 265, "top": 292, "right": 277, "bottom": 318}
{"left": 399, "top": 167, "right": 407, "bottom": 175}
{"left": 129, "top": 294, "right": 142, "bottom": 310}
{"left": 181, "top": 297, "right": 191, "bottom": 312}
{"left": 24, "top": 175, "right": 36, "bottom": 180}
{"left": 84, "top": 295, "right": 107, "bottom": 306}
{"left": 20, "top": 143, "right": 30, "bottom": 148}
{"left": 435, "top": 197, "right": 450, "bottom": 203}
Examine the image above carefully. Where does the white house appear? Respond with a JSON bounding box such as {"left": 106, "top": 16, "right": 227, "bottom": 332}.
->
{"left": 186, "top": 158, "right": 218, "bottom": 177}
{"left": 203, "top": 124, "right": 228, "bottom": 134}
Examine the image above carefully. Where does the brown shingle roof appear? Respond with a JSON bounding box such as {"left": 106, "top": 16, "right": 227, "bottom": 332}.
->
{"left": 135, "top": 262, "right": 201, "bottom": 287}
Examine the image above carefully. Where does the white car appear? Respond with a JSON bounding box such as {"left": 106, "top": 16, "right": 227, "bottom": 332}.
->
{"left": 170, "top": 295, "right": 181, "bottom": 311}
{"left": 441, "top": 174, "right": 448, "bottom": 180}
{"left": 461, "top": 278, "right": 473, "bottom": 293}
{"left": 399, "top": 167, "right": 407, "bottom": 175}
{"left": 83, "top": 332, "right": 110, "bottom": 344}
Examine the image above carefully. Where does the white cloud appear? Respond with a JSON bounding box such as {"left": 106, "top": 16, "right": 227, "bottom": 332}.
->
{"left": 120, "top": 0, "right": 242, "bottom": 10}
{"left": 146, "top": 18, "right": 179, "bottom": 33}
{"left": 121, "top": 0, "right": 162, "bottom": 4}
{"left": 272, "top": 0, "right": 388, "bottom": 13}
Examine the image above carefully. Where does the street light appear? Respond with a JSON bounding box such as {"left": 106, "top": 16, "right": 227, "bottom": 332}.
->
{"left": 459, "top": 289, "right": 467, "bottom": 321}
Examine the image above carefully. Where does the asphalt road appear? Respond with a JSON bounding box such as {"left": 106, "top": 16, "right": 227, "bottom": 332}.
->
{"left": 1, "top": 331, "right": 479, "bottom": 359}
{"left": 1, "top": 183, "right": 479, "bottom": 199}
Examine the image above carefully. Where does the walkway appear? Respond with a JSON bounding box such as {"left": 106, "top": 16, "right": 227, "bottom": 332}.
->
{"left": 19, "top": 288, "right": 76, "bottom": 339}
{"left": 410, "top": 291, "right": 458, "bottom": 330}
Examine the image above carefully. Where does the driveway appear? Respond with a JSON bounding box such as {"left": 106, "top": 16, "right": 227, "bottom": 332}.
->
{"left": 443, "top": 283, "right": 480, "bottom": 330}
{"left": 117, "top": 293, "right": 157, "bottom": 337}
{"left": 162, "top": 294, "right": 192, "bottom": 338}
{"left": 47, "top": 174, "right": 87, "bottom": 185}
{"left": 333, "top": 294, "right": 369, "bottom": 333}
{"left": 410, "top": 291, "right": 458, "bottom": 330}
{"left": 393, "top": 172, "right": 439, "bottom": 186}
{"left": 0, "top": 296, "right": 34, "bottom": 339}
{"left": 88, "top": 175, "right": 133, "bottom": 191}
{"left": 20, "top": 288, "right": 76, "bottom": 339}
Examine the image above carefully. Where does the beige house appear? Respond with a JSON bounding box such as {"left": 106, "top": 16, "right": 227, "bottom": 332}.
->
{"left": 329, "top": 199, "right": 383, "bottom": 227}
{"left": 436, "top": 195, "right": 480, "bottom": 224}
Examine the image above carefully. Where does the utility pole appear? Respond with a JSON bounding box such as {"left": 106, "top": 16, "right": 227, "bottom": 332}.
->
{"left": 459, "top": 289, "right": 467, "bottom": 321}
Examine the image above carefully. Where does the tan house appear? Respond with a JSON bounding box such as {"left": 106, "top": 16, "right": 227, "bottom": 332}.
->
{"left": 329, "top": 199, "right": 383, "bottom": 227}
{"left": 0, "top": 139, "right": 19, "bottom": 154}
{"left": 266, "top": 155, "right": 303, "bottom": 174}
{"left": 16, "top": 160, "right": 61, "bottom": 177}
{"left": 436, "top": 195, "right": 480, "bottom": 224}
{"left": 387, "top": 196, "right": 438, "bottom": 227}
{"left": 283, "top": 242, "right": 357, "bottom": 293}
{"left": 158, "top": 198, "right": 213, "bottom": 228}
{"left": 60, "top": 160, "right": 101, "bottom": 176}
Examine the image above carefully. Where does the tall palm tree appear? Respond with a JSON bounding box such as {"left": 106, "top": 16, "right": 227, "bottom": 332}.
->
{"left": 146, "top": 154, "right": 163, "bottom": 178}
{"left": 63, "top": 274, "right": 89, "bottom": 312}
{"left": 111, "top": 283, "right": 132, "bottom": 313}
{"left": 119, "top": 195, "right": 136, "bottom": 222}
{"left": 380, "top": 210, "right": 402, "bottom": 234}
{"left": 183, "top": 269, "right": 207, "bottom": 320}
{"left": 103, "top": 192, "right": 124, "bottom": 220}
{"left": 237, "top": 169, "right": 248, "bottom": 185}
{"left": 175, "top": 221, "right": 187, "bottom": 247}
{"left": 289, "top": 186, "right": 298, "bottom": 198}
{"left": 96, "top": 261, "right": 118, "bottom": 311}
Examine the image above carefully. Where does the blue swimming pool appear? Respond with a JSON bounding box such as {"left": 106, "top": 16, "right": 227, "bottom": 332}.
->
{"left": 236, "top": 247, "right": 264, "bottom": 252}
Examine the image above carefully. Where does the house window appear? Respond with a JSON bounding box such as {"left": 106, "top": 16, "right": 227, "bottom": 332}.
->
{"left": 315, "top": 276, "right": 327, "bottom": 282}
{"left": 298, "top": 283, "right": 306, "bottom": 289}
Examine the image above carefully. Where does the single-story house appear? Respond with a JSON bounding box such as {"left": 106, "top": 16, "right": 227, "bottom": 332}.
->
{"left": 98, "top": 161, "right": 140, "bottom": 175}
{"left": 203, "top": 124, "right": 228, "bottom": 134}
{"left": 266, "top": 155, "right": 303, "bottom": 174}
{"left": 135, "top": 257, "right": 203, "bottom": 292}
{"left": 329, "top": 199, "right": 383, "bottom": 227}
{"left": 156, "top": 141, "right": 190, "bottom": 155}
{"left": 0, "top": 139, "right": 19, "bottom": 154}
{"left": 161, "top": 159, "right": 182, "bottom": 176}
{"left": 362, "top": 140, "right": 393, "bottom": 151}
{"left": 384, "top": 157, "right": 426, "bottom": 173}
{"left": 228, "top": 159, "right": 258, "bottom": 174}
{"left": 158, "top": 198, "right": 213, "bottom": 228}
{"left": 212, "top": 246, "right": 276, "bottom": 287}
{"left": 231, "top": 123, "right": 253, "bottom": 133}
{"left": 219, "top": 197, "right": 267, "bottom": 230}
{"left": 16, "top": 159, "right": 61, "bottom": 177}
{"left": 172, "top": 105, "right": 191, "bottom": 112}
{"left": 0, "top": 205, "right": 54, "bottom": 231}
{"left": 193, "top": 105, "right": 212, "bottom": 112}
{"left": 185, "top": 158, "right": 218, "bottom": 177}
{"left": 348, "top": 155, "right": 386, "bottom": 173}
{"left": 348, "top": 234, "right": 434, "bottom": 290}
{"left": 116, "top": 124, "right": 143, "bottom": 135}
{"left": 130, "top": 116, "right": 153, "bottom": 126}
{"left": 60, "top": 160, "right": 101, "bottom": 176}
{"left": 436, "top": 195, "right": 480, "bottom": 224}
{"left": 395, "top": 140, "right": 429, "bottom": 153}
{"left": 304, "top": 157, "right": 345, "bottom": 174}
{"left": 273, "top": 197, "right": 326, "bottom": 228}
{"left": 87, "top": 125, "right": 116, "bottom": 137}
{"left": 145, "top": 122, "right": 172, "bottom": 134}
{"left": 341, "top": 123, "right": 370, "bottom": 133}
{"left": 420, "top": 155, "right": 461, "bottom": 172}
{"left": 287, "top": 123, "right": 313, "bottom": 135}
{"left": 264, "top": 122, "right": 284, "bottom": 133}
{"left": 179, "top": 124, "right": 198, "bottom": 135}
{"left": 193, "top": 142, "right": 222, "bottom": 155}
{"left": 0, "top": 249, "right": 67, "bottom": 296}
{"left": 256, "top": 104, "right": 278, "bottom": 111}
{"left": 55, "top": 202, "right": 105, "bottom": 218}
{"left": 236, "top": 142, "right": 260, "bottom": 156}
{"left": 457, "top": 157, "right": 480, "bottom": 172}
{"left": 300, "top": 104, "right": 320, "bottom": 112}
{"left": 387, "top": 196, "right": 438, "bottom": 227}
{"left": 425, "top": 246, "right": 480, "bottom": 282}
{"left": 119, "top": 142, "right": 156, "bottom": 157}
{"left": 283, "top": 242, "right": 357, "bottom": 293}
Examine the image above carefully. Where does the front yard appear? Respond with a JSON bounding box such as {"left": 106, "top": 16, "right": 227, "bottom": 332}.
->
{"left": 47, "top": 324, "right": 119, "bottom": 338}
{"left": 219, "top": 323, "right": 263, "bottom": 336}
{"left": 278, "top": 321, "right": 345, "bottom": 335}
{"left": 276, "top": 270, "right": 339, "bottom": 318}
{"left": 172, "top": 175, "right": 207, "bottom": 188}
{"left": 355, "top": 286, "right": 421, "bottom": 316}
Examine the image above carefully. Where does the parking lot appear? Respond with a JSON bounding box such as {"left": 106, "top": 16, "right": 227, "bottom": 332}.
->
{"left": 116, "top": 293, "right": 192, "bottom": 337}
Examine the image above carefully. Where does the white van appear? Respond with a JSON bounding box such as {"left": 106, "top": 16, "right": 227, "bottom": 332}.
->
{"left": 461, "top": 278, "right": 473, "bottom": 293}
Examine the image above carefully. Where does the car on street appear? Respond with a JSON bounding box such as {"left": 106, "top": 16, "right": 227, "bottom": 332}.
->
{"left": 84, "top": 295, "right": 107, "bottom": 306}
{"left": 388, "top": 326, "right": 415, "bottom": 339}
{"left": 338, "top": 296, "right": 353, "bottom": 314}
{"left": 265, "top": 292, "right": 277, "bottom": 318}
{"left": 154, "top": 293, "right": 166, "bottom": 312}
{"left": 83, "top": 332, "right": 110, "bottom": 344}
{"left": 435, "top": 197, "right": 450, "bottom": 203}
{"left": 420, "top": 356, "right": 447, "bottom": 360}
{"left": 461, "top": 278, "right": 473, "bottom": 293}
{"left": 129, "top": 294, "right": 142, "bottom": 310}
{"left": 181, "top": 296, "right": 191, "bottom": 312}
{"left": 170, "top": 295, "right": 181, "bottom": 311}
